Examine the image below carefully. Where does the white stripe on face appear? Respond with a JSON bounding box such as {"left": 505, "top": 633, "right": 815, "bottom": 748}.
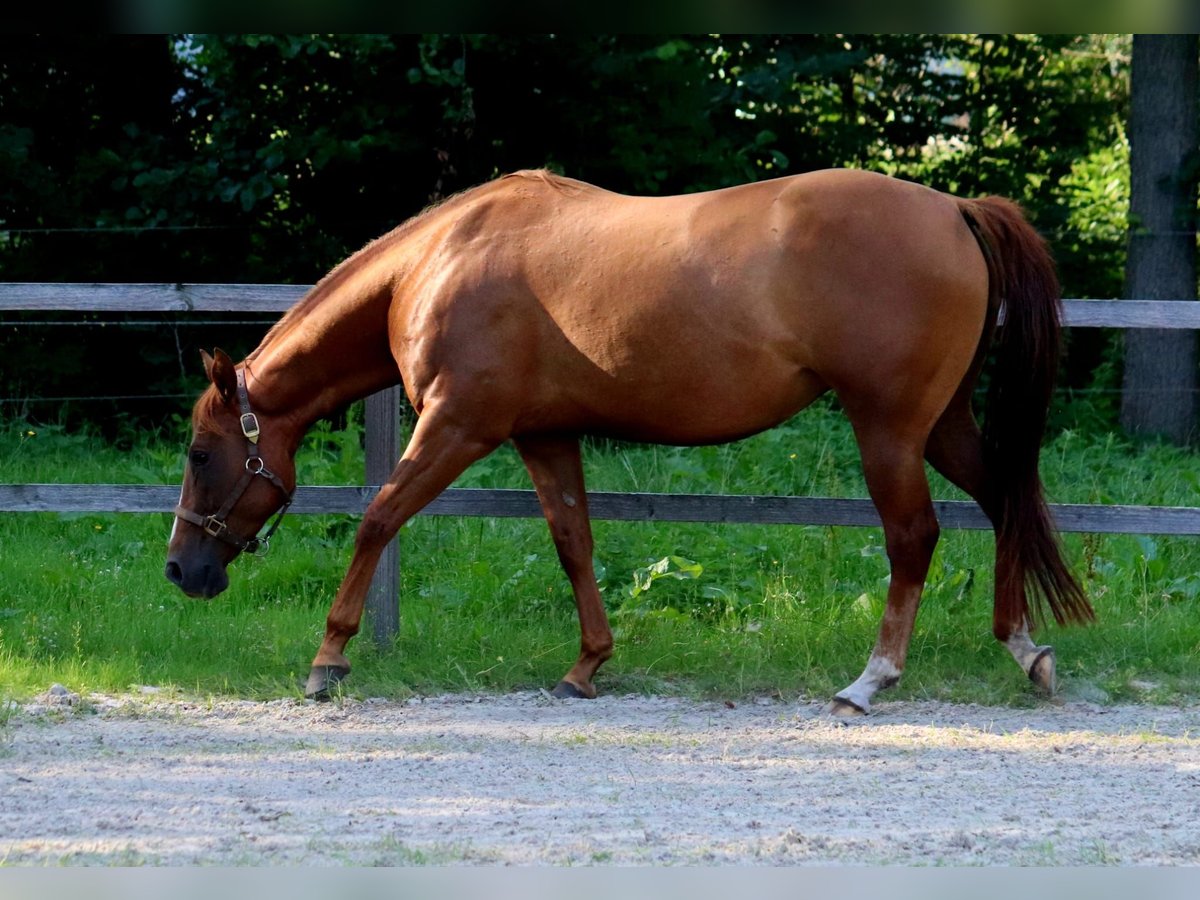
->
{"left": 168, "top": 484, "right": 184, "bottom": 545}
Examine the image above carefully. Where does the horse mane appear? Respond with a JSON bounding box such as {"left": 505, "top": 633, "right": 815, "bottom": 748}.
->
{"left": 500, "top": 168, "right": 588, "bottom": 195}
{"left": 246, "top": 217, "right": 432, "bottom": 362}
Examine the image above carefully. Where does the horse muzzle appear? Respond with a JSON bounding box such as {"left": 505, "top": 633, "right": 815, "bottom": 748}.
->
{"left": 164, "top": 556, "right": 230, "bottom": 599}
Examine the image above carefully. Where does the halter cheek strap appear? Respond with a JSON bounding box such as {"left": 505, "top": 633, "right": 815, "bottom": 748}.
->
{"left": 174, "top": 369, "right": 294, "bottom": 556}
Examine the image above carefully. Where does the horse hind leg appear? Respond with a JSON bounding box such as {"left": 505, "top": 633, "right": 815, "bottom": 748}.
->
{"left": 923, "top": 396, "right": 1056, "bottom": 694}
{"left": 513, "top": 434, "right": 613, "bottom": 699}
{"left": 828, "top": 423, "right": 940, "bottom": 717}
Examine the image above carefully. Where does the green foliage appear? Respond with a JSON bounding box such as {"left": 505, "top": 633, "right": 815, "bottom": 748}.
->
{"left": 1, "top": 34, "right": 1134, "bottom": 427}
{"left": 1058, "top": 130, "right": 1131, "bottom": 299}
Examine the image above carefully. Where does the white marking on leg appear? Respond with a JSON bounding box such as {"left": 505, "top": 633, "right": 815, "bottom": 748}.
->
{"left": 1004, "top": 627, "right": 1043, "bottom": 673}
{"left": 835, "top": 655, "right": 902, "bottom": 714}
{"left": 1005, "top": 624, "right": 1056, "bottom": 692}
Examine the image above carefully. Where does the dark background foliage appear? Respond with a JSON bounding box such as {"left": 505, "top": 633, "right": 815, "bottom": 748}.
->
{"left": 0, "top": 34, "right": 1130, "bottom": 430}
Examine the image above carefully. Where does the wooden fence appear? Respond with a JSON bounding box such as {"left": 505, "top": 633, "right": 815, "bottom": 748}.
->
{"left": 3, "top": 283, "right": 1200, "bottom": 643}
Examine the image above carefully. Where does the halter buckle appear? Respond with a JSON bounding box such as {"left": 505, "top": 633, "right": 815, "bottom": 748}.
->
{"left": 240, "top": 412, "right": 261, "bottom": 443}
{"left": 203, "top": 516, "right": 228, "bottom": 538}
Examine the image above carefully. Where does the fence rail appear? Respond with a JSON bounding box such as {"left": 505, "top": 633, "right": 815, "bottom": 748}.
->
{"left": 3, "top": 284, "right": 1200, "bottom": 641}
{"left": 5, "top": 483, "right": 1200, "bottom": 536}
{"left": 5, "top": 282, "right": 1200, "bottom": 326}
{"left": 0, "top": 282, "right": 307, "bottom": 313}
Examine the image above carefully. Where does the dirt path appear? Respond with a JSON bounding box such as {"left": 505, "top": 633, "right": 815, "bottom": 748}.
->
{"left": 3, "top": 689, "right": 1200, "bottom": 865}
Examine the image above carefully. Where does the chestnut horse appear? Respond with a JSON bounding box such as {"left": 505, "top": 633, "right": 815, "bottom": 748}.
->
{"left": 165, "top": 168, "right": 1092, "bottom": 715}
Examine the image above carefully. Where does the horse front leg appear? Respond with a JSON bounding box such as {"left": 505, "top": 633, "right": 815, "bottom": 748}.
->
{"left": 828, "top": 431, "right": 940, "bottom": 717}
{"left": 305, "top": 410, "right": 498, "bottom": 699}
{"left": 513, "top": 435, "right": 613, "bottom": 699}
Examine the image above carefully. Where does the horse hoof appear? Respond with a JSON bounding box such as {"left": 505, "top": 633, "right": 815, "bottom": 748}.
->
{"left": 1028, "top": 646, "right": 1057, "bottom": 695}
{"left": 824, "top": 696, "right": 868, "bottom": 718}
{"left": 305, "top": 665, "right": 351, "bottom": 701}
{"left": 550, "top": 680, "right": 595, "bottom": 699}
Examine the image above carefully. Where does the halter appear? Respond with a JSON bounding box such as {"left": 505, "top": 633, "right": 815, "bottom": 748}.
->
{"left": 174, "top": 369, "right": 294, "bottom": 556}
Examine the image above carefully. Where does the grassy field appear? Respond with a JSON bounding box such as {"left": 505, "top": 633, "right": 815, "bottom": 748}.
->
{"left": 3, "top": 399, "right": 1200, "bottom": 707}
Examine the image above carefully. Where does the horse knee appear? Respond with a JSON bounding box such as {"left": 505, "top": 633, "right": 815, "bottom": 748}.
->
{"left": 355, "top": 509, "right": 396, "bottom": 553}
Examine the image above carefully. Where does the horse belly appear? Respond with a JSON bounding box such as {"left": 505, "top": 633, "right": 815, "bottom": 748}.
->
{"left": 538, "top": 333, "right": 828, "bottom": 445}
{"left": 607, "top": 372, "right": 828, "bottom": 445}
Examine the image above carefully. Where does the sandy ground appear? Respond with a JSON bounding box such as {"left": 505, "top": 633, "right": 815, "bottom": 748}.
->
{"left": 3, "top": 688, "right": 1200, "bottom": 866}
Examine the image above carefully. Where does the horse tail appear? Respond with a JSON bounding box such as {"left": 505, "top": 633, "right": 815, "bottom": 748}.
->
{"left": 957, "top": 196, "right": 1094, "bottom": 633}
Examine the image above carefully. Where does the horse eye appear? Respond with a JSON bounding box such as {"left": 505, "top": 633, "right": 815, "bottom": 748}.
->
{"left": 189, "top": 449, "right": 210, "bottom": 468}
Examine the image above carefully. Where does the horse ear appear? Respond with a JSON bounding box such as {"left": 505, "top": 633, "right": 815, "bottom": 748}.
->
{"left": 200, "top": 349, "right": 216, "bottom": 381}
{"left": 200, "top": 348, "right": 238, "bottom": 405}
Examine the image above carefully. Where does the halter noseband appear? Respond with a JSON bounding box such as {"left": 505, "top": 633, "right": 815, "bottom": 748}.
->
{"left": 174, "top": 369, "right": 294, "bottom": 556}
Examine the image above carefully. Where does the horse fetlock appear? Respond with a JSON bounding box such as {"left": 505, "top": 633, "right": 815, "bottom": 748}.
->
{"left": 324, "top": 612, "right": 361, "bottom": 642}
{"left": 586, "top": 638, "right": 614, "bottom": 664}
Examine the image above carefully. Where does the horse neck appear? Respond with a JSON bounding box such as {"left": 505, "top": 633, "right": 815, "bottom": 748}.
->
{"left": 244, "top": 268, "right": 402, "bottom": 451}
{"left": 241, "top": 182, "right": 495, "bottom": 449}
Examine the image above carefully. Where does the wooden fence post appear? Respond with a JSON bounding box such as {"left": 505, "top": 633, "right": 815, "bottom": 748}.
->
{"left": 364, "top": 386, "right": 403, "bottom": 645}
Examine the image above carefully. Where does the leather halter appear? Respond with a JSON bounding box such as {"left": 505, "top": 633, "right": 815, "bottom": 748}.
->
{"left": 174, "top": 369, "right": 293, "bottom": 555}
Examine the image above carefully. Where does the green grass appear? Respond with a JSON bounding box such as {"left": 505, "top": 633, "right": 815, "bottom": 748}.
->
{"left": 2, "top": 401, "right": 1200, "bottom": 706}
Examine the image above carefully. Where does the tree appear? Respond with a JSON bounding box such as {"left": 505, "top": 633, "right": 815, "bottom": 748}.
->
{"left": 1120, "top": 35, "right": 1199, "bottom": 444}
{"left": 0, "top": 35, "right": 1142, "bottom": 428}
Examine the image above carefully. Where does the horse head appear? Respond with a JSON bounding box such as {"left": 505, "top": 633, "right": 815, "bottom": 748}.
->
{"left": 164, "top": 348, "right": 296, "bottom": 599}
